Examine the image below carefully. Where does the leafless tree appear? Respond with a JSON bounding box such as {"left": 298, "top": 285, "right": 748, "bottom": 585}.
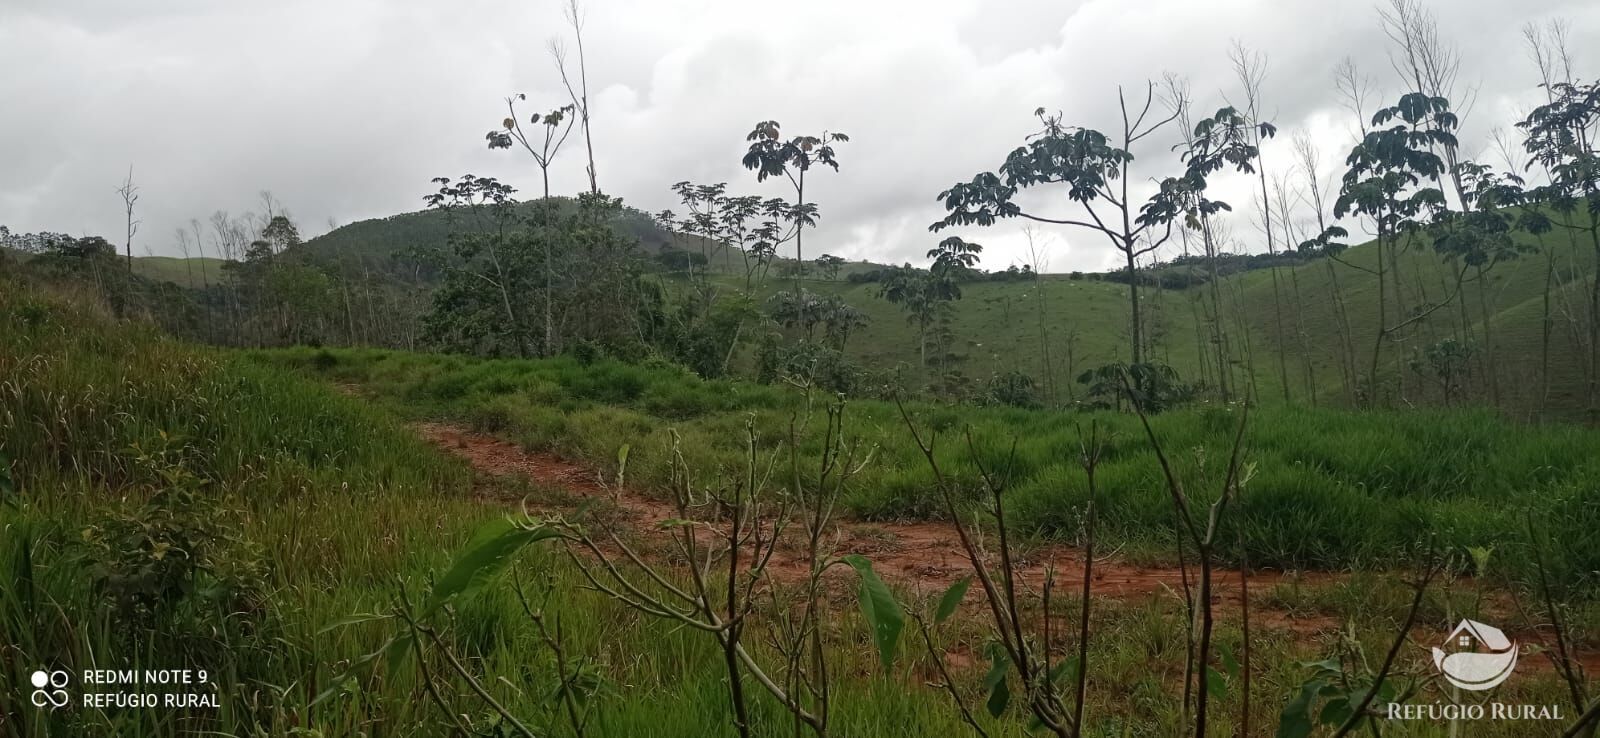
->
{"left": 1230, "top": 41, "right": 1294, "bottom": 404}
{"left": 1333, "top": 57, "right": 1376, "bottom": 143}
{"left": 117, "top": 166, "right": 140, "bottom": 274}
{"left": 1379, "top": 0, "right": 1477, "bottom": 210}
{"left": 551, "top": 0, "right": 598, "bottom": 194}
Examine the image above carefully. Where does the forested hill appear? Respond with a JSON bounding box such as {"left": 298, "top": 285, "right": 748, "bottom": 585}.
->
{"left": 298, "top": 196, "right": 675, "bottom": 275}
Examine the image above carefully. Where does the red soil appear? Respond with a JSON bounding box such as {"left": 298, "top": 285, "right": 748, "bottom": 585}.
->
{"left": 410, "top": 419, "right": 1600, "bottom": 674}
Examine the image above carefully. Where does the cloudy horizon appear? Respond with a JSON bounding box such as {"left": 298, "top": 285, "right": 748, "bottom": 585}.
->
{"left": 1, "top": 0, "right": 1594, "bottom": 273}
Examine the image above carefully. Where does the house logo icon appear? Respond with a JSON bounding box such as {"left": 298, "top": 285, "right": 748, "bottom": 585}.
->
{"left": 1432, "top": 619, "right": 1518, "bottom": 691}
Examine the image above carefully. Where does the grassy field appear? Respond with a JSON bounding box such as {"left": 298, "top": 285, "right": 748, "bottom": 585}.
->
{"left": 4, "top": 282, "right": 1596, "bottom": 736}
{"left": 252, "top": 345, "right": 1600, "bottom": 580}
{"left": 129, "top": 256, "right": 232, "bottom": 288}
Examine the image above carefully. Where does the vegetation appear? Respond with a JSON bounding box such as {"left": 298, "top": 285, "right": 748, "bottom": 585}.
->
{"left": 253, "top": 345, "right": 1600, "bottom": 579}
{"left": 7, "top": 1, "right": 1600, "bottom": 735}
{"left": 4, "top": 283, "right": 1595, "bottom": 737}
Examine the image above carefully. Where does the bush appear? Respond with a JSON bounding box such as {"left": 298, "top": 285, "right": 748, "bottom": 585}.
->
{"left": 80, "top": 446, "right": 267, "bottom": 632}
{"left": 985, "top": 370, "right": 1041, "bottom": 409}
{"left": 1077, "top": 362, "right": 1195, "bottom": 413}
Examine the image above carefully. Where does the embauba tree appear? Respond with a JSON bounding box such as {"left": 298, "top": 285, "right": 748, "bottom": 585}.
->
{"left": 930, "top": 86, "right": 1185, "bottom": 365}
{"left": 1520, "top": 79, "right": 1600, "bottom": 421}
{"left": 741, "top": 120, "right": 849, "bottom": 301}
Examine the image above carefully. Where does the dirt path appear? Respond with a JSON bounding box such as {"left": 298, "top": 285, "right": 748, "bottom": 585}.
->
{"left": 415, "top": 421, "right": 1336, "bottom": 631}
{"left": 414, "top": 419, "right": 1600, "bottom": 674}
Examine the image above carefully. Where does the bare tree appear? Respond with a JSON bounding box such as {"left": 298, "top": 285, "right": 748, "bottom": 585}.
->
{"left": 1230, "top": 42, "right": 1293, "bottom": 404}
{"left": 1023, "top": 227, "right": 1060, "bottom": 405}
{"left": 551, "top": 0, "right": 598, "bottom": 194}
{"left": 117, "top": 166, "right": 140, "bottom": 274}
{"left": 1334, "top": 57, "right": 1376, "bottom": 143}
{"left": 1380, "top": 0, "right": 1477, "bottom": 209}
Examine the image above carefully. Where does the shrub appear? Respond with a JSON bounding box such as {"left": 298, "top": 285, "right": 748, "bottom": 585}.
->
{"left": 985, "top": 370, "right": 1041, "bottom": 409}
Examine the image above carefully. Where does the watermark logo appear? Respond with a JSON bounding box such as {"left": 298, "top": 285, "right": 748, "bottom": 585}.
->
{"left": 29, "top": 669, "right": 70, "bottom": 709}
{"left": 1431, "top": 619, "right": 1517, "bottom": 691}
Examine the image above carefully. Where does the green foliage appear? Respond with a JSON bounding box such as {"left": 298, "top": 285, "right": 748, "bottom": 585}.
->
{"left": 426, "top": 518, "right": 561, "bottom": 612}
{"left": 984, "top": 370, "right": 1040, "bottom": 409}
{"left": 1407, "top": 338, "right": 1474, "bottom": 403}
{"left": 263, "top": 345, "right": 1600, "bottom": 583}
{"left": 1076, "top": 362, "right": 1194, "bottom": 413}
{"left": 934, "top": 576, "right": 971, "bottom": 625}
{"left": 420, "top": 179, "right": 657, "bottom": 359}
{"left": 80, "top": 444, "right": 268, "bottom": 630}
{"left": 842, "top": 554, "right": 904, "bottom": 670}
{"left": 1275, "top": 656, "right": 1397, "bottom": 738}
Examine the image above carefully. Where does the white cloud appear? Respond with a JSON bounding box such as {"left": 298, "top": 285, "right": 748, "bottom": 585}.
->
{"left": 1, "top": 0, "right": 1594, "bottom": 269}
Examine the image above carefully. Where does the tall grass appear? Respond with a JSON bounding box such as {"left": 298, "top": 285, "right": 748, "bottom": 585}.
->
{"left": 3, "top": 284, "right": 1589, "bottom": 736}
{"left": 255, "top": 345, "right": 1600, "bottom": 581}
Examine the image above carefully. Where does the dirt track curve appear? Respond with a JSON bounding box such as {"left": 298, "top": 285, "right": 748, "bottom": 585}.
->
{"left": 409, "top": 418, "right": 1600, "bottom": 673}
{"left": 414, "top": 421, "right": 1343, "bottom": 634}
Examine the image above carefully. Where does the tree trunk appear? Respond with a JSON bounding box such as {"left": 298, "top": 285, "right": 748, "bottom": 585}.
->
{"left": 1588, "top": 226, "right": 1600, "bottom": 425}
{"left": 1475, "top": 263, "right": 1499, "bottom": 407}
{"left": 1124, "top": 246, "right": 1143, "bottom": 365}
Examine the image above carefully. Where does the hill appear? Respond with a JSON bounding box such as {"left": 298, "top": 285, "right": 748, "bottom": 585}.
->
{"left": 130, "top": 254, "right": 230, "bottom": 287}
{"left": 727, "top": 223, "right": 1598, "bottom": 419}
{"left": 298, "top": 197, "right": 680, "bottom": 276}
{"left": 32, "top": 194, "right": 1592, "bottom": 419}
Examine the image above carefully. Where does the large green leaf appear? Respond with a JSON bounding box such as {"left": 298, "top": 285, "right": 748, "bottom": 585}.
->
{"left": 934, "top": 575, "right": 971, "bottom": 625}
{"left": 1206, "top": 665, "right": 1229, "bottom": 703}
{"left": 982, "top": 641, "right": 1012, "bottom": 718}
{"left": 1275, "top": 679, "right": 1325, "bottom": 738}
{"left": 1048, "top": 655, "right": 1079, "bottom": 689}
{"left": 427, "top": 518, "right": 559, "bottom": 612}
{"left": 842, "top": 554, "right": 904, "bottom": 670}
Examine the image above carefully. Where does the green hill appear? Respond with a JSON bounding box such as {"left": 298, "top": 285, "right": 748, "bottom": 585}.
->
{"left": 299, "top": 197, "right": 681, "bottom": 276}
{"left": 289, "top": 198, "right": 1600, "bottom": 418}
{"left": 31, "top": 195, "right": 1590, "bottom": 418}
{"left": 723, "top": 224, "right": 1597, "bottom": 418}
{"left": 130, "top": 255, "right": 230, "bottom": 287}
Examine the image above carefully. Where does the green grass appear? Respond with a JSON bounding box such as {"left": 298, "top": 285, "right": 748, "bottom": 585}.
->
{"left": 253, "top": 345, "right": 1600, "bottom": 584}
{"left": 727, "top": 222, "right": 1599, "bottom": 419}
{"left": 4, "top": 282, "right": 1594, "bottom": 737}
{"left": 130, "top": 256, "right": 232, "bottom": 288}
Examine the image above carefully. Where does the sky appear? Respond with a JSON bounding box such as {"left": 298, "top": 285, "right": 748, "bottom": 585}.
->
{"left": 0, "top": 0, "right": 1594, "bottom": 272}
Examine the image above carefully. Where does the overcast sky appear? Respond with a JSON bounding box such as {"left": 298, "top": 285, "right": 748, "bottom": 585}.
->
{"left": 1, "top": 0, "right": 1593, "bottom": 272}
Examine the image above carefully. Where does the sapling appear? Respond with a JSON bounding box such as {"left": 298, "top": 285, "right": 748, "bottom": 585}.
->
{"left": 895, "top": 402, "right": 1108, "bottom": 737}
{"left": 1123, "top": 368, "right": 1251, "bottom": 738}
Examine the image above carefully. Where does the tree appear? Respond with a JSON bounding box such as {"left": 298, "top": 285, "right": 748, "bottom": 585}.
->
{"left": 742, "top": 120, "right": 849, "bottom": 300}
{"left": 657, "top": 181, "right": 793, "bottom": 376}
{"left": 1323, "top": 92, "right": 1462, "bottom": 405}
{"left": 489, "top": 96, "right": 577, "bottom": 355}
{"left": 931, "top": 84, "right": 1181, "bottom": 364}
{"left": 813, "top": 253, "right": 845, "bottom": 281}
{"left": 551, "top": 0, "right": 598, "bottom": 194}
{"left": 1520, "top": 79, "right": 1600, "bottom": 422}
{"left": 117, "top": 166, "right": 140, "bottom": 275}
{"left": 419, "top": 175, "right": 533, "bottom": 357}
{"left": 879, "top": 237, "right": 982, "bottom": 368}
{"left": 1230, "top": 43, "right": 1294, "bottom": 405}
{"left": 1431, "top": 162, "right": 1535, "bottom": 405}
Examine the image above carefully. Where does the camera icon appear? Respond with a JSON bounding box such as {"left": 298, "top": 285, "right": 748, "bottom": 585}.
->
{"left": 30, "top": 670, "right": 70, "bottom": 709}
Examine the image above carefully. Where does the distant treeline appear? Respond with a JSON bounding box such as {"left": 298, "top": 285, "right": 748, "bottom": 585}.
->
{"left": 842, "top": 251, "right": 1307, "bottom": 289}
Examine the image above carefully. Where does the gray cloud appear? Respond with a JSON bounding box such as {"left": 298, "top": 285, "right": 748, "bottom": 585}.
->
{"left": 1, "top": 0, "right": 1594, "bottom": 271}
